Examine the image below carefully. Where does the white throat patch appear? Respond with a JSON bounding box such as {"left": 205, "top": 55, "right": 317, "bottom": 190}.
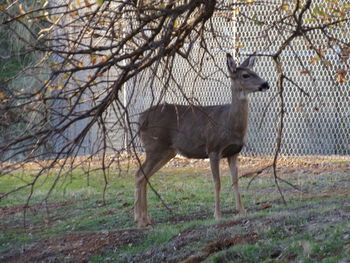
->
{"left": 239, "top": 90, "right": 248, "bottom": 100}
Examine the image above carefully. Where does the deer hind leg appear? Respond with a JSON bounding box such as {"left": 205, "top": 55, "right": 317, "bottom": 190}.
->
{"left": 135, "top": 149, "right": 175, "bottom": 227}
{"left": 227, "top": 154, "right": 246, "bottom": 215}
{"left": 209, "top": 152, "right": 222, "bottom": 219}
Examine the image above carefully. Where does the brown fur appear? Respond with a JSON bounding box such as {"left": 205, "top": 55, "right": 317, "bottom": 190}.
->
{"left": 134, "top": 53, "right": 269, "bottom": 226}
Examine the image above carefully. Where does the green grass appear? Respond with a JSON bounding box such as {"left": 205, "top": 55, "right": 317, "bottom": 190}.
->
{"left": 0, "top": 164, "right": 350, "bottom": 262}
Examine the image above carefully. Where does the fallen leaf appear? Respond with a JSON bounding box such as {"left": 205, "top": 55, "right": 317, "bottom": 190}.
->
{"left": 122, "top": 202, "right": 130, "bottom": 207}
{"left": 259, "top": 203, "right": 272, "bottom": 210}
{"left": 336, "top": 69, "right": 347, "bottom": 83}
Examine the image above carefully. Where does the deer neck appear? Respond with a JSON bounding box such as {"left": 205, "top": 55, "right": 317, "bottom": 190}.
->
{"left": 229, "top": 81, "right": 249, "bottom": 136}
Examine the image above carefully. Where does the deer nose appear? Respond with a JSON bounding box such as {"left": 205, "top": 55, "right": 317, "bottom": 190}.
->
{"left": 259, "top": 82, "right": 269, "bottom": 91}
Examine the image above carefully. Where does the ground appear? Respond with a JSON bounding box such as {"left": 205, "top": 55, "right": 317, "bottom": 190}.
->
{"left": 0, "top": 156, "right": 350, "bottom": 262}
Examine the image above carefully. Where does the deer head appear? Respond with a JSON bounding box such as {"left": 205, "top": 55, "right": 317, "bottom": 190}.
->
{"left": 226, "top": 53, "right": 269, "bottom": 95}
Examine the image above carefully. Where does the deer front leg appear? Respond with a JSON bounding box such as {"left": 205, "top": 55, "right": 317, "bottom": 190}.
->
{"left": 209, "top": 152, "right": 222, "bottom": 219}
{"left": 228, "top": 154, "right": 246, "bottom": 215}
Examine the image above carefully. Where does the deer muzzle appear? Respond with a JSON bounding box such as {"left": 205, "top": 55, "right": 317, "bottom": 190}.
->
{"left": 259, "top": 82, "right": 269, "bottom": 91}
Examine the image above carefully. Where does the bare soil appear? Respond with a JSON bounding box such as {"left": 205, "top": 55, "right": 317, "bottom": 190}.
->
{"left": 2, "top": 229, "right": 145, "bottom": 263}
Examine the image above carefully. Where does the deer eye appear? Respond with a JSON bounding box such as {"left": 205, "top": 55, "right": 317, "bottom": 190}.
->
{"left": 242, "top": 73, "right": 250, "bottom": 79}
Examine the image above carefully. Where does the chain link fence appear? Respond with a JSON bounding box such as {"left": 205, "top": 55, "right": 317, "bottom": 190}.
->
{"left": 118, "top": 1, "right": 350, "bottom": 156}
{"left": 236, "top": 2, "right": 350, "bottom": 155}
{"left": 46, "top": 0, "right": 349, "bottom": 157}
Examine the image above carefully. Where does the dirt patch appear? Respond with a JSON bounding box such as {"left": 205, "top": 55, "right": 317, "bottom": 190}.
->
{"left": 237, "top": 156, "right": 350, "bottom": 178}
{"left": 182, "top": 232, "right": 258, "bottom": 263}
{"left": 128, "top": 218, "right": 259, "bottom": 263}
{"left": 215, "top": 219, "right": 243, "bottom": 228}
{"left": 163, "top": 155, "right": 350, "bottom": 180}
{"left": 204, "top": 232, "right": 257, "bottom": 253}
{"left": 1, "top": 229, "right": 144, "bottom": 263}
{"left": 3, "top": 155, "right": 349, "bottom": 177}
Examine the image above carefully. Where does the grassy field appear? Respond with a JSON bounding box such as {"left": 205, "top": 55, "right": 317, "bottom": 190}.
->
{"left": 0, "top": 157, "right": 350, "bottom": 262}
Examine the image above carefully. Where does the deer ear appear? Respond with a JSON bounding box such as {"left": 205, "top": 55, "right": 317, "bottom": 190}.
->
{"left": 241, "top": 53, "right": 256, "bottom": 69}
{"left": 226, "top": 53, "right": 237, "bottom": 74}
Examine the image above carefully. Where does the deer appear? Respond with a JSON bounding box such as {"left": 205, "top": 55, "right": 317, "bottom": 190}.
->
{"left": 134, "top": 53, "right": 269, "bottom": 227}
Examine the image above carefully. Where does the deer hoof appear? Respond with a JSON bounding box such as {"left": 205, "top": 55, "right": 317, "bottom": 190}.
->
{"left": 137, "top": 217, "right": 152, "bottom": 227}
{"left": 238, "top": 208, "right": 246, "bottom": 216}
{"left": 214, "top": 212, "right": 222, "bottom": 219}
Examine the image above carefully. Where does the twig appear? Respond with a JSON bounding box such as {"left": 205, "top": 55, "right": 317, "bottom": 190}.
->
{"left": 244, "top": 164, "right": 273, "bottom": 190}
{"left": 272, "top": 55, "right": 287, "bottom": 205}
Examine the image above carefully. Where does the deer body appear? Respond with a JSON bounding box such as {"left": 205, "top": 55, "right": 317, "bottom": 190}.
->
{"left": 139, "top": 102, "right": 247, "bottom": 159}
{"left": 135, "top": 53, "right": 269, "bottom": 227}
